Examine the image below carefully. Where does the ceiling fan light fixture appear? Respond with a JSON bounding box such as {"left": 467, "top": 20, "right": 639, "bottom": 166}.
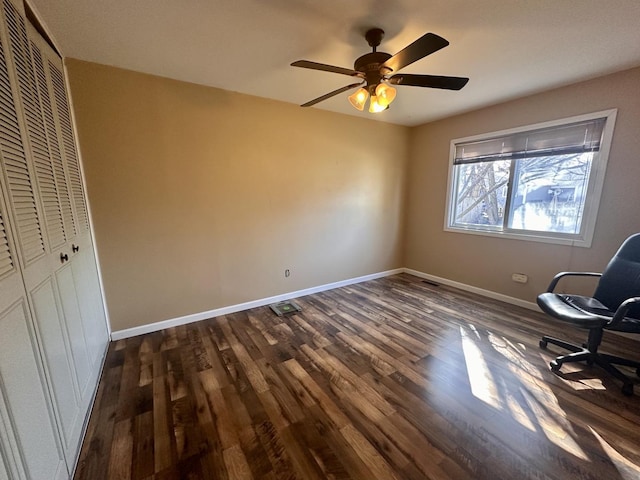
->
{"left": 375, "top": 83, "right": 396, "bottom": 107}
{"left": 348, "top": 87, "right": 369, "bottom": 111}
{"left": 368, "top": 95, "right": 388, "bottom": 113}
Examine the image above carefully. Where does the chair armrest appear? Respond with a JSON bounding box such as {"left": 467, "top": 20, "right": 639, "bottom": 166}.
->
{"left": 609, "top": 297, "right": 640, "bottom": 326}
{"left": 546, "top": 271, "right": 602, "bottom": 292}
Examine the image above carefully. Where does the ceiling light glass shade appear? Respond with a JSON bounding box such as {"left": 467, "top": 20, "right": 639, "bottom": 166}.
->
{"left": 369, "top": 95, "right": 388, "bottom": 113}
{"left": 375, "top": 83, "right": 396, "bottom": 107}
{"left": 348, "top": 87, "right": 369, "bottom": 111}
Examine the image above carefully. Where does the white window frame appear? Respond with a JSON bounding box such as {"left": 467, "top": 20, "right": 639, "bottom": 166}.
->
{"left": 444, "top": 109, "right": 617, "bottom": 247}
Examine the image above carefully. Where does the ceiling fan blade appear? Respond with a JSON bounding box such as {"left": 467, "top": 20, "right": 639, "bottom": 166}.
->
{"left": 291, "top": 60, "right": 362, "bottom": 77}
{"left": 389, "top": 74, "right": 469, "bottom": 90}
{"left": 381, "top": 33, "right": 449, "bottom": 73}
{"left": 300, "top": 82, "right": 363, "bottom": 107}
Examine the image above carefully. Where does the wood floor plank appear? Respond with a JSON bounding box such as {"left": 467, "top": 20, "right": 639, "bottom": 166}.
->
{"left": 152, "top": 356, "right": 174, "bottom": 473}
{"left": 222, "top": 445, "right": 253, "bottom": 480}
{"left": 132, "top": 411, "right": 154, "bottom": 479}
{"left": 74, "top": 274, "right": 640, "bottom": 480}
{"left": 108, "top": 418, "right": 133, "bottom": 479}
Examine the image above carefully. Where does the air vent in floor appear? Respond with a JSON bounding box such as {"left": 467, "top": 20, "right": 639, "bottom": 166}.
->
{"left": 270, "top": 300, "right": 302, "bottom": 316}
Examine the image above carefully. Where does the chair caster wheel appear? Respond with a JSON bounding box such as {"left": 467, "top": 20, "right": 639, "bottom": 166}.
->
{"left": 550, "top": 360, "right": 561, "bottom": 372}
{"left": 539, "top": 340, "right": 547, "bottom": 349}
{"left": 622, "top": 383, "right": 634, "bottom": 396}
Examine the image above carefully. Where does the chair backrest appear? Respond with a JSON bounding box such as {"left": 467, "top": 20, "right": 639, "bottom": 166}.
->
{"left": 593, "top": 233, "right": 640, "bottom": 318}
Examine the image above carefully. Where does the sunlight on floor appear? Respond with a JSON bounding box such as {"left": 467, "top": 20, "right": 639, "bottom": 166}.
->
{"left": 589, "top": 426, "right": 640, "bottom": 479}
{"left": 460, "top": 325, "right": 502, "bottom": 410}
{"left": 562, "top": 377, "right": 607, "bottom": 391}
{"left": 504, "top": 391, "right": 536, "bottom": 431}
{"left": 504, "top": 351, "right": 590, "bottom": 461}
{"left": 460, "top": 324, "right": 590, "bottom": 461}
{"left": 519, "top": 387, "right": 590, "bottom": 461}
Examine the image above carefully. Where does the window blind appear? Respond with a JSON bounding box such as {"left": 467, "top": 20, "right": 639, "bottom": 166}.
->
{"left": 454, "top": 118, "right": 606, "bottom": 165}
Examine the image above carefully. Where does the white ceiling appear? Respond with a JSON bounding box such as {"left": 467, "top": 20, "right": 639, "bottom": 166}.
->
{"left": 27, "top": 0, "right": 640, "bottom": 126}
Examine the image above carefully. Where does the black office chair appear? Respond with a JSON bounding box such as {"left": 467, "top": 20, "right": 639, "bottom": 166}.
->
{"left": 537, "top": 233, "right": 640, "bottom": 396}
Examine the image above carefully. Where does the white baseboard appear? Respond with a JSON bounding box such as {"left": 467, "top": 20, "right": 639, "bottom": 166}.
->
{"left": 403, "top": 268, "right": 540, "bottom": 312}
{"left": 110, "top": 268, "right": 404, "bottom": 340}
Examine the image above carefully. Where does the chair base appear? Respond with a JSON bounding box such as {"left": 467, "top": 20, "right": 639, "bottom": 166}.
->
{"left": 540, "top": 334, "right": 640, "bottom": 396}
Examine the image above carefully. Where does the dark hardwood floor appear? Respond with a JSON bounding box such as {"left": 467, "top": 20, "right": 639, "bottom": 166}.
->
{"left": 74, "top": 274, "right": 640, "bottom": 480}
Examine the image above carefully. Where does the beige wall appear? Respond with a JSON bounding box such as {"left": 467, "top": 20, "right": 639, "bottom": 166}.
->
{"left": 404, "top": 66, "right": 640, "bottom": 303}
{"left": 65, "top": 60, "right": 408, "bottom": 332}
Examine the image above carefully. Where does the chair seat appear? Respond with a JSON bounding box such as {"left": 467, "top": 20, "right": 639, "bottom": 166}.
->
{"left": 538, "top": 293, "right": 640, "bottom": 332}
{"left": 537, "top": 293, "right": 612, "bottom": 328}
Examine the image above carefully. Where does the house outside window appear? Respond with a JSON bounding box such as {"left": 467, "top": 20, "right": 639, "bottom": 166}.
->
{"left": 444, "top": 109, "right": 617, "bottom": 247}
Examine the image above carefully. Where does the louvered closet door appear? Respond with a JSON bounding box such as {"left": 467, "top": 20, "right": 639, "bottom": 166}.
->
{"left": 0, "top": 170, "right": 67, "bottom": 479}
{"left": 34, "top": 30, "right": 108, "bottom": 375}
{"left": 26, "top": 26, "right": 97, "bottom": 401}
{"left": 0, "top": 0, "right": 87, "bottom": 470}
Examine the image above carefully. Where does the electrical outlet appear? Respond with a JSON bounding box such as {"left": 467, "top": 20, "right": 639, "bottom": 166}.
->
{"left": 512, "top": 273, "right": 528, "bottom": 284}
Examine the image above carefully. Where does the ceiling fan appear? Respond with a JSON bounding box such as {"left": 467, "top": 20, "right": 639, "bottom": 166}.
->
{"left": 291, "top": 28, "right": 469, "bottom": 113}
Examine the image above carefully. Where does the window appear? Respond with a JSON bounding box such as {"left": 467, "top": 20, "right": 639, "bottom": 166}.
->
{"left": 445, "top": 110, "right": 616, "bottom": 247}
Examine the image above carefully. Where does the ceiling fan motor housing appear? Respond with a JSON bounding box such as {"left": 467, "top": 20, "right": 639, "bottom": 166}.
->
{"left": 354, "top": 51, "right": 392, "bottom": 91}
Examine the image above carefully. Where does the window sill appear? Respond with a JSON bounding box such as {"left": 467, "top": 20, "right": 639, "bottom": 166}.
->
{"left": 443, "top": 225, "right": 592, "bottom": 248}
